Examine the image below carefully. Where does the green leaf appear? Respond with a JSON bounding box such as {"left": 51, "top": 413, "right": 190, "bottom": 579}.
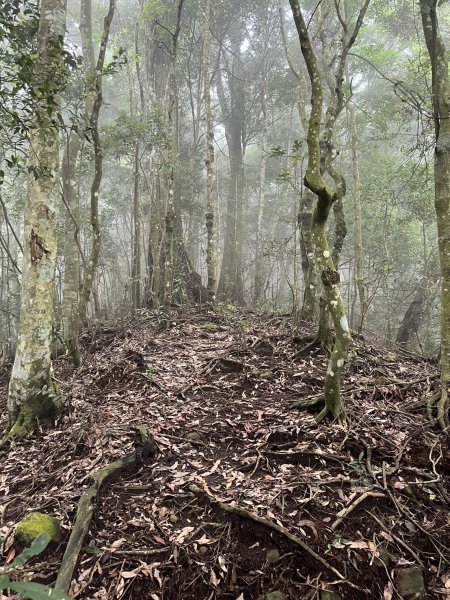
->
{"left": 8, "top": 533, "right": 51, "bottom": 570}
{"left": 0, "top": 578, "right": 73, "bottom": 600}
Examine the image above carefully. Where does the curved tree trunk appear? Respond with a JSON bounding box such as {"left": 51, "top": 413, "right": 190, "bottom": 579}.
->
{"left": 5, "top": 0, "right": 68, "bottom": 439}
{"left": 288, "top": 0, "right": 369, "bottom": 421}
{"left": 279, "top": 6, "right": 319, "bottom": 321}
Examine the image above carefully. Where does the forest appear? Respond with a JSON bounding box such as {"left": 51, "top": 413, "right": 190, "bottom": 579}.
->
{"left": 0, "top": 0, "right": 449, "bottom": 598}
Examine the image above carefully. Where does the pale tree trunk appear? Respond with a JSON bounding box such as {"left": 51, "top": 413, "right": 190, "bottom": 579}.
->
{"left": 288, "top": 0, "right": 369, "bottom": 422}
{"left": 347, "top": 100, "right": 365, "bottom": 333}
{"left": 420, "top": 0, "right": 450, "bottom": 428}
{"left": 217, "top": 46, "right": 245, "bottom": 305}
{"left": 5, "top": 0, "right": 67, "bottom": 440}
{"left": 202, "top": 0, "right": 216, "bottom": 297}
{"left": 62, "top": 0, "right": 95, "bottom": 364}
{"left": 253, "top": 69, "right": 269, "bottom": 306}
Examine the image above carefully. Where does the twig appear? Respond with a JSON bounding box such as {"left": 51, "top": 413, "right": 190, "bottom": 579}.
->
{"left": 331, "top": 492, "right": 386, "bottom": 531}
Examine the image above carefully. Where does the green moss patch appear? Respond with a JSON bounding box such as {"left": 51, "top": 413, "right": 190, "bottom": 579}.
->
{"left": 15, "top": 512, "right": 62, "bottom": 546}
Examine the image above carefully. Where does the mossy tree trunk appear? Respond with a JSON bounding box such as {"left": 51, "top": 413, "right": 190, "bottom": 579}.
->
{"left": 288, "top": 0, "right": 369, "bottom": 421}
{"left": 279, "top": 6, "right": 319, "bottom": 321}
{"left": 5, "top": 0, "right": 68, "bottom": 439}
{"left": 162, "top": 0, "right": 184, "bottom": 317}
{"left": 420, "top": 0, "right": 450, "bottom": 428}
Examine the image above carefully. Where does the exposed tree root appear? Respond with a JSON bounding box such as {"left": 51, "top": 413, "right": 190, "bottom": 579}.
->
{"left": 54, "top": 428, "right": 157, "bottom": 594}
{"left": 290, "top": 394, "right": 341, "bottom": 424}
{"left": 290, "top": 394, "right": 323, "bottom": 410}
{"left": 427, "top": 387, "right": 449, "bottom": 431}
{"left": 293, "top": 334, "right": 332, "bottom": 359}
{"left": 188, "top": 483, "right": 350, "bottom": 584}
{"left": 0, "top": 392, "right": 61, "bottom": 448}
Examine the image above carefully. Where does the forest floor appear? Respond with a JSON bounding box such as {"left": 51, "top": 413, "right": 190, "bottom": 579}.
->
{"left": 0, "top": 307, "right": 449, "bottom": 600}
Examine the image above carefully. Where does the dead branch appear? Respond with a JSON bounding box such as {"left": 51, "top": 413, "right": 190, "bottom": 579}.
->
{"left": 331, "top": 491, "right": 386, "bottom": 531}
{"left": 54, "top": 429, "right": 157, "bottom": 594}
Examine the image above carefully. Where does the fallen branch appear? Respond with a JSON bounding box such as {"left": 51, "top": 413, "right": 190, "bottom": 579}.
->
{"left": 188, "top": 483, "right": 347, "bottom": 582}
{"left": 331, "top": 491, "right": 386, "bottom": 531}
{"left": 54, "top": 429, "right": 157, "bottom": 594}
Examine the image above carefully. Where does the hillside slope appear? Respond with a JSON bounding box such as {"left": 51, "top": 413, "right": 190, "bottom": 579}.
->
{"left": 0, "top": 308, "right": 449, "bottom": 599}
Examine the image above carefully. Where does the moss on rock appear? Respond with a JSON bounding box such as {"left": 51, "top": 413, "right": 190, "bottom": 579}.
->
{"left": 15, "top": 512, "right": 62, "bottom": 546}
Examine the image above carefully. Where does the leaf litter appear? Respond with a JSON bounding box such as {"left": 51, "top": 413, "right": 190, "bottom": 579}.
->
{"left": 0, "top": 307, "right": 449, "bottom": 599}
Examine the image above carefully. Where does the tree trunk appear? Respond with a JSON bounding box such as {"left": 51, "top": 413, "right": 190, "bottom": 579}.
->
{"left": 347, "top": 99, "right": 365, "bottom": 333}
{"left": 131, "top": 142, "right": 142, "bottom": 312}
{"left": 74, "top": 0, "right": 115, "bottom": 363}
{"left": 217, "top": 48, "right": 245, "bottom": 305}
{"left": 420, "top": 0, "right": 450, "bottom": 428}
{"left": 288, "top": 0, "right": 369, "bottom": 421}
{"left": 279, "top": 5, "right": 319, "bottom": 321}
{"left": 299, "top": 190, "right": 319, "bottom": 321}
{"left": 253, "top": 72, "right": 269, "bottom": 306}
{"left": 202, "top": 0, "right": 216, "bottom": 297}
{"left": 6, "top": 0, "right": 67, "bottom": 439}
{"left": 61, "top": 0, "right": 95, "bottom": 365}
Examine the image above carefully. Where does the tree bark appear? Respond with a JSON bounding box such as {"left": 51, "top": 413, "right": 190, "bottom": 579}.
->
{"left": 202, "top": 0, "right": 216, "bottom": 297}
{"left": 419, "top": 0, "right": 450, "bottom": 428}
{"left": 288, "top": 0, "right": 369, "bottom": 421}
{"left": 74, "top": 0, "right": 115, "bottom": 363}
{"left": 217, "top": 38, "right": 245, "bottom": 305}
{"left": 5, "top": 0, "right": 68, "bottom": 439}
{"left": 131, "top": 142, "right": 142, "bottom": 312}
{"left": 61, "top": 0, "right": 96, "bottom": 365}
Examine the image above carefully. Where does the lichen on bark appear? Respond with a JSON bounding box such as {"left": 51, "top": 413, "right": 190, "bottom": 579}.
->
{"left": 4, "top": 0, "right": 67, "bottom": 442}
{"left": 288, "top": 0, "right": 369, "bottom": 421}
